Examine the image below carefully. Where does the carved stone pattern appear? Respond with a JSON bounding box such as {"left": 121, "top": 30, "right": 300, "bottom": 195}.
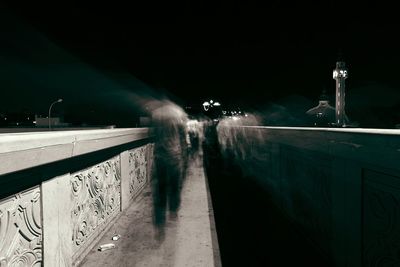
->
{"left": 147, "top": 143, "right": 155, "bottom": 180}
{"left": 128, "top": 145, "right": 148, "bottom": 198}
{"left": 280, "top": 145, "right": 332, "bottom": 257}
{"left": 363, "top": 170, "right": 400, "bottom": 267}
{"left": 71, "top": 156, "right": 121, "bottom": 258}
{"left": 0, "top": 187, "right": 42, "bottom": 267}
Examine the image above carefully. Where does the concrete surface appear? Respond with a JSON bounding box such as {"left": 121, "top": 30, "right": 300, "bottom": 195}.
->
{"left": 79, "top": 152, "right": 220, "bottom": 267}
{"left": 0, "top": 128, "right": 150, "bottom": 175}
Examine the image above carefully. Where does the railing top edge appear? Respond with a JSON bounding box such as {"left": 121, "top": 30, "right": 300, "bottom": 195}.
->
{"left": 0, "top": 127, "right": 149, "bottom": 137}
{"left": 237, "top": 126, "right": 400, "bottom": 136}
{"left": 0, "top": 128, "right": 151, "bottom": 154}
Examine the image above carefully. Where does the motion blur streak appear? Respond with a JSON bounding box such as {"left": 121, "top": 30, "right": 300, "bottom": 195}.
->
{"left": 150, "top": 100, "right": 190, "bottom": 239}
{"left": 217, "top": 113, "right": 263, "bottom": 160}
{"left": 0, "top": 9, "right": 185, "bottom": 127}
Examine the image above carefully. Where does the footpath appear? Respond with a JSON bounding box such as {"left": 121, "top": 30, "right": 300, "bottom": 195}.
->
{"left": 79, "top": 151, "right": 221, "bottom": 267}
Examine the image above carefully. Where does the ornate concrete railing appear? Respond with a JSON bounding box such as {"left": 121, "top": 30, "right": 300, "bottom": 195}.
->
{"left": 218, "top": 126, "right": 400, "bottom": 267}
{"left": 0, "top": 128, "right": 154, "bottom": 266}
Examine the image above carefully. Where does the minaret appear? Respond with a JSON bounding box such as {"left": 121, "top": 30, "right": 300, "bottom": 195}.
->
{"left": 333, "top": 60, "right": 348, "bottom": 126}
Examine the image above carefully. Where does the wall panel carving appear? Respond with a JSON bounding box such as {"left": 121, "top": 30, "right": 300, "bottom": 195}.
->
{"left": 0, "top": 187, "right": 42, "bottom": 267}
{"left": 363, "top": 170, "right": 400, "bottom": 267}
{"left": 71, "top": 155, "right": 121, "bottom": 259}
{"left": 146, "top": 143, "right": 154, "bottom": 180}
{"left": 128, "top": 145, "right": 148, "bottom": 198}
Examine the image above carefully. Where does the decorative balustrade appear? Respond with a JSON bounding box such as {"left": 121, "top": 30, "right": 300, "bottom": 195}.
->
{"left": 218, "top": 126, "right": 400, "bottom": 267}
{"left": 0, "top": 129, "right": 153, "bottom": 266}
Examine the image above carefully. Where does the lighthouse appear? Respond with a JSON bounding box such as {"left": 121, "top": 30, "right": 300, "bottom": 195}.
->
{"left": 333, "top": 61, "right": 348, "bottom": 126}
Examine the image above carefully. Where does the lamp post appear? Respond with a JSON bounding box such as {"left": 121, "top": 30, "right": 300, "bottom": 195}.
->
{"left": 48, "top": 98, "right": 63, "bottom": 130}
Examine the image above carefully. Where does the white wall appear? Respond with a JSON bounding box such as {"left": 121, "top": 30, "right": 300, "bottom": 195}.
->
{"left": 0, "top": 128, "right": 153, "bottom": 266}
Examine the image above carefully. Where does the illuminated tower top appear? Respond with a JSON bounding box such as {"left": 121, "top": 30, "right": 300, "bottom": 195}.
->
{"left": 333, "top": 62, "right": 348, "bottom": 80}
{"left": 333, "top": 61, "right": 348, "bottom": 126}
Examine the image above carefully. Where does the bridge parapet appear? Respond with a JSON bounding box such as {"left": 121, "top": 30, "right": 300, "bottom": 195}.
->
{"left": 0, "top": 128, "right": 153, "bottom": 266}
{"left": 218, "top": 126, "right": 400, "bottom": 267}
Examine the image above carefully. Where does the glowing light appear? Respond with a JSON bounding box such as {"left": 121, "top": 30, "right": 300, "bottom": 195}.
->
{"left": 203, "top": 101, "right": 211, "bottom": 111}
{"left": 210, "top": 100, "right": 214, "bottom": 104}
{"left": 333, "top": 69, "right": 348, "bottom": 79}
{"left": 214, "top": 102, "right": 221, "bottom": 106}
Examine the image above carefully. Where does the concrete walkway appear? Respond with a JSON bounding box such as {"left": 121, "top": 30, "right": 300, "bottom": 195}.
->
{"left": 79, "top": 152, "right": 220, "bottom": 267}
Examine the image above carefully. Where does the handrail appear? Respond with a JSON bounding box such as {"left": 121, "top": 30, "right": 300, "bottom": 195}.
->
{"left": 0, "top": 128, "right": 151, "bottom": 176}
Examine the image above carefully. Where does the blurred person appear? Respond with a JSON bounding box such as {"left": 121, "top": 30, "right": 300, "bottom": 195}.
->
{"left": 186, "top": 115, "right": 205, "bottom": 157}
{"left": 150, "top": 101, "right": 188, "bottom": 238}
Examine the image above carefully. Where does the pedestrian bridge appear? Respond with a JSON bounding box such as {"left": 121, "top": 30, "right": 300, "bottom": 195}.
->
{"left": 0, "top": 127, "right": 399, "bottom": 266}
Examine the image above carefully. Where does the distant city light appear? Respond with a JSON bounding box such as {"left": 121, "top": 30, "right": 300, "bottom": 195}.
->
{"left": 203, "top": 99, "right": 221, "bottom": 111}
{"left": 203, "top": 101, "right": 210, "bottom": 111}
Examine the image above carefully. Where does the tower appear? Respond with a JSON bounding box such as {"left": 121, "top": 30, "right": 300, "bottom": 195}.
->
{"left": 333, "top": 61, "right": 348, "bottom": 126}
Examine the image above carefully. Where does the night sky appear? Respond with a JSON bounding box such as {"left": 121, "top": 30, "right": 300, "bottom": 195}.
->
{"left": 1, "top": 1, "right": 400, "bottom": 127}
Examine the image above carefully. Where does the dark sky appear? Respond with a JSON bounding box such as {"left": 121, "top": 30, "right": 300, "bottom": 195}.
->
{"left": 2, "top": 1, "right": 400, "bottom": 126}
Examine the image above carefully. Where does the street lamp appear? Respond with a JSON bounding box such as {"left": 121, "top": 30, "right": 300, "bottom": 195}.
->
{"left": 48, "top": 98, "right": 63, "bottom": 130}
{"left": 203, "top": 100, "right": 222, "bottom": 111}
{"left": 203, "top": 101, "right": 210, "bottom": 111}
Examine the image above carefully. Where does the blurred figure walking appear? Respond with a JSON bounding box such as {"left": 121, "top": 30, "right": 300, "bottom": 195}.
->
{"left": 150, "top": 101, "right": 189, "bottom": 238}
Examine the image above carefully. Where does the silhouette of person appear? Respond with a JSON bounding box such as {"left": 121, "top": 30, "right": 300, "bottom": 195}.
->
{"left": 150, "top": 102, "right": 188, "bottom": 237}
